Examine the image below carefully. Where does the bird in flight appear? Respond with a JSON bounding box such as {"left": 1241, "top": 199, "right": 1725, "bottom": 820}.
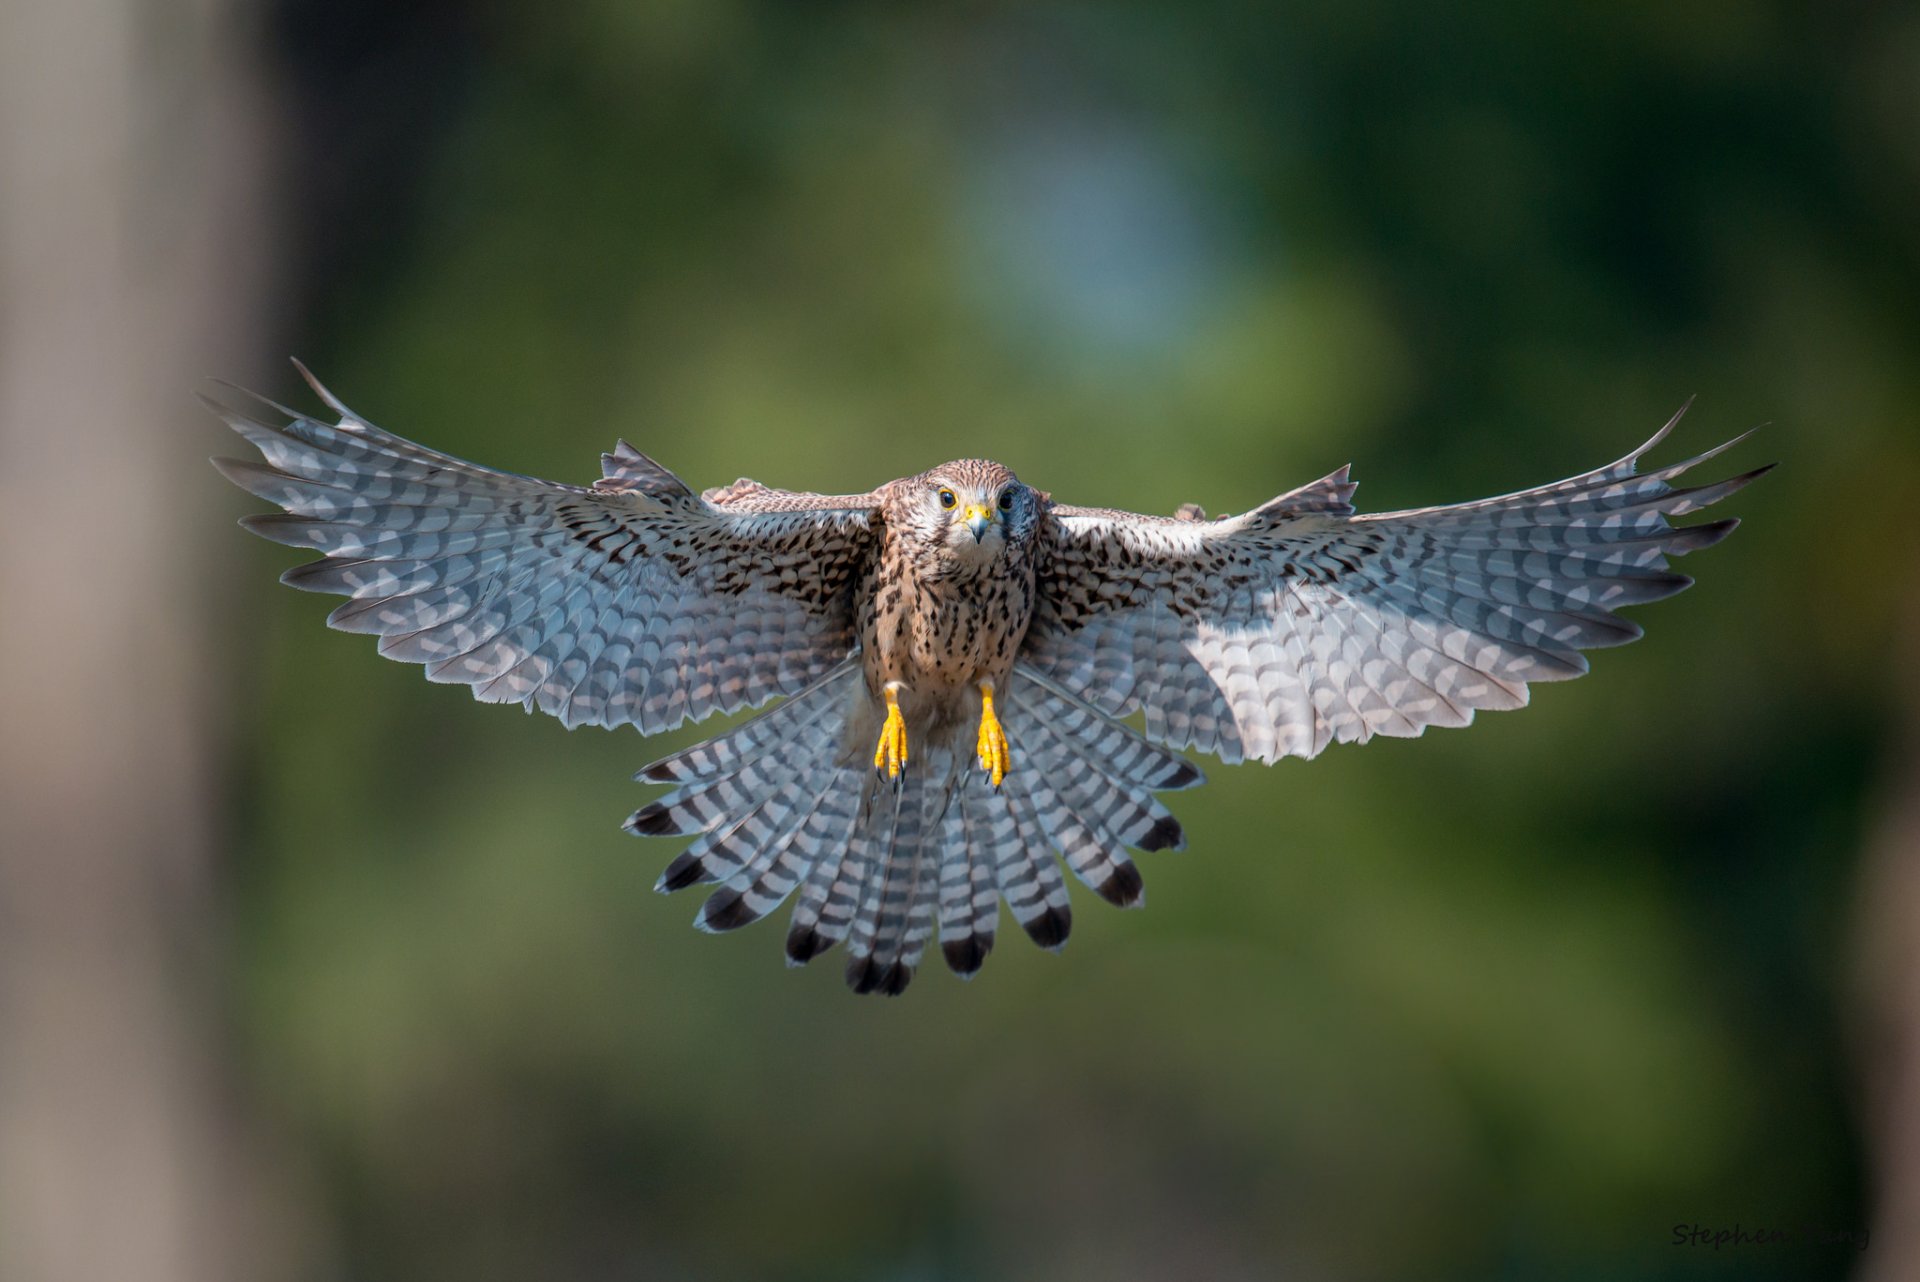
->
{"left": 212, "top": 366, "right": 1767, "bottom": 995}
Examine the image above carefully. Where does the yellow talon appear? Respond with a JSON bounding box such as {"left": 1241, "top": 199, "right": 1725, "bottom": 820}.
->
{"left": 873, "top": 682, "right": 909, "bottom": 780}
{"left": 976, "top": 681, "right": 1011, "bottom": 788}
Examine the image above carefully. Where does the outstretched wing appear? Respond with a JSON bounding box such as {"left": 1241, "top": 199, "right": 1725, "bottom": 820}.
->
{"left": 211, "top": 367, "right": 880, "bottom": 733}
{"left": 1023, "top": 408, "right": 1770, "bottom": 764}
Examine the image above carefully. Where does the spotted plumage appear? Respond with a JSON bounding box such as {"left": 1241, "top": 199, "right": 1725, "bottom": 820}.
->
{"left": 214, "top": 368, "right": 1769, "bottom": 995}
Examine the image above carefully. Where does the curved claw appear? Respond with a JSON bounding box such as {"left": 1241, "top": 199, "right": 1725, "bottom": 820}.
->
{"left": 976, "top": 682, "right": 1010, "bottom": 788}
{"left": 873, "top": 682, "right": 909, "bottom": 781}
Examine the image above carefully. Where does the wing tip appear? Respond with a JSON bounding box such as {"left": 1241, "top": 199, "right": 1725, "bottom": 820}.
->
{"left": 1654, "top": 394, "right": 1696, "bottom": 448}
{"left": 201, "top": 377, "right": 312, "bottom": 429}
{"left": 236, "top": 511, "right": 311, "bottom": 545}
{"left": 290, "top": 357, "right": 355, "bottom": 421}
{"left": 277, "top": 559, "right": 342, "bottom": 592}
{"left": 210, "top": 454, "right": 251, "bottom": 486}
{"left": 211, "top": 454, "right": 302, "bottom": 503}
{"left": 1666, "top": 516, "right": 1741, "bottom": 554}
{"left": 1619, "top": 395, "right": 1697, "bottom": 471}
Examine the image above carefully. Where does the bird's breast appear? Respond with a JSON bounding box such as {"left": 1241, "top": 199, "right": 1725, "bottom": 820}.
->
{"left": 858, "top": 550, "right": 1036, "bottom": 701}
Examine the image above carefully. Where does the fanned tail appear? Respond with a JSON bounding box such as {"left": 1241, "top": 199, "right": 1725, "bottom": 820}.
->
{"left": 630, "top": 663, "right": 1203, "bottom": 996}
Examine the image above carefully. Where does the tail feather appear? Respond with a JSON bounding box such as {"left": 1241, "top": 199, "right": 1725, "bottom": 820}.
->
{"left": 627, "top": 688, "right": 845, "bottom": 837}
{"left": 897, "top": 866, "right": 939, "bottom": 977}
{"left": 1010, "top": 760, "right": 1142, "bottom": 910}
{"left": 937, "top": 789, "right": 997, "bottom": 978}
{"left": 782, "top": 783, "right": 865, "bottom": 965}
{"left": 789, "top": 781, "right": 904, "bottom": 965}
{"left": 1013, "top": 667, "right": 1204, "bottom": 790}
{"left": 844, "top": 782, "right": 907, "bottom": 964}
{"left": 633, "top": 660, "right": 1203, "bottom": 994}
{"left": 635, "top": 658, "right": 858, "bottom": 785}
{"left": 634, "top": 676, "right": 850, "bottom": 891}
{"left": 996, "top": 775, "right": 1076, "bottom": 951}
{"left": 845, "top": 769, "right": 934, "bottom": 995}
{"left": 1029, "top": 716, "right": 1186, "bottom": 853}
{"left": 656, "top": 795, "right": 776, "bottom": 895}
{"left": 694, "top": 769, "right": 843, "bottom": 932}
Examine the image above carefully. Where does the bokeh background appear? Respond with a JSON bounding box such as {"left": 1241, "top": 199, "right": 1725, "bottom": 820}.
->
{"left": 4, "top": 2, "right": 1918, "bottom": 1280}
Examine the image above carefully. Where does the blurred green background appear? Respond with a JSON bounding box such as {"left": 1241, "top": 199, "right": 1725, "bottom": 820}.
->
{"left": 204, "top": 2, "right": 1914, "bottom": 1279}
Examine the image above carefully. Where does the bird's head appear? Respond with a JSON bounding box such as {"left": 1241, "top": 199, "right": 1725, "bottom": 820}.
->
{"left": 904, "top": 459, "right": 1038, "bottom": 566}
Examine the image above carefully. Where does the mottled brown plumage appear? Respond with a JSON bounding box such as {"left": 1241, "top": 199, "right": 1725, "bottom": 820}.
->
{"left": 215, "top": 369, "right": 1767, "bottom": 996}
{"left": 850, "top": 460, "right": 1038, "bottom": 787}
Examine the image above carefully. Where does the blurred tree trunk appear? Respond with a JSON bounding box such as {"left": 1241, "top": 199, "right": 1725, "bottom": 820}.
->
{"left": 1859, "top": 557, "right": 1920, "bottom": 1282}
{"left": 0, "top": 2, "right": 290, "bottom": 1279}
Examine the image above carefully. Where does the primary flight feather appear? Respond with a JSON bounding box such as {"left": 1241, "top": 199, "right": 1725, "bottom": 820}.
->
{"left": 213, "top": 367, "right": 1768, "bottom": 995}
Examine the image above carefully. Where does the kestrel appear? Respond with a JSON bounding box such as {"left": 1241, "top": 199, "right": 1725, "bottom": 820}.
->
{"left": 213, "top": 366, "right": 1767, "bottom": 995}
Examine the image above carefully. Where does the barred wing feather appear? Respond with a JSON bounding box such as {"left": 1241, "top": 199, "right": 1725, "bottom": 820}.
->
{"left": 1024, "top": 407, "right": 1769, "bottom": 764}
{"left": 211, "top": 369, "right": 879, "bottom": 734}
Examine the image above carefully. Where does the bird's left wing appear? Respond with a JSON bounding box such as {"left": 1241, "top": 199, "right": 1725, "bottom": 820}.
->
{"left": 1023, "top": 410, "right": 1769, "bottom": 764}
{"left": 211, "top": 369, "right": 880, "bottom": 733}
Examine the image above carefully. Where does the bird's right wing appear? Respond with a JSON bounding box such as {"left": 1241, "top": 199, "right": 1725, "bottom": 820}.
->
{"left": 1022, "top": 409, "right": 1769, "bottom": 764}
{"left": 211, "top": 368, "right": 881, "bottom": 733}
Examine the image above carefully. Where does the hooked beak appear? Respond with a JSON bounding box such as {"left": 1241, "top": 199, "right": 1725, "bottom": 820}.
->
{"left": 963, "top": 504, "right": 993, "bottom": 542}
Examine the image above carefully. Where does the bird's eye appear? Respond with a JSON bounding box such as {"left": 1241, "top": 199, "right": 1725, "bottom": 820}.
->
{"left": 998, "top": 490, "right": 1015, "bottom": 511}
{"left": 937, "top": 488, "right": 957, "bottom": 509}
